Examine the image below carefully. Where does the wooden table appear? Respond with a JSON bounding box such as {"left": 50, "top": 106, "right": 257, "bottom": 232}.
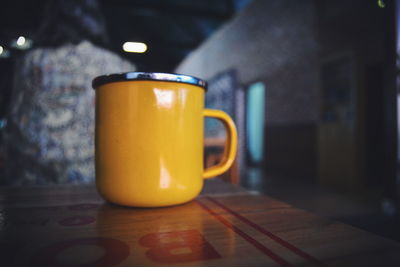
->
{"left": 1, "top": 179, "right": 400, "bottom": 267}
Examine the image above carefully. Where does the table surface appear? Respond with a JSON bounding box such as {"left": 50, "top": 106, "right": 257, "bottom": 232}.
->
{"left": 1, "top": 179, "right": 400, "bottom": 267}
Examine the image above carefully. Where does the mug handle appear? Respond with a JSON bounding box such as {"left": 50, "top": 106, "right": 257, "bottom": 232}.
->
{"left": 203, "top": 109, "right": 238, "bottom": 179}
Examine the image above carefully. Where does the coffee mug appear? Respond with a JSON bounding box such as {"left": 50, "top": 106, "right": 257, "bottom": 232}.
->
{"left": 92, "top": 72, "right": 237, "bottom": 207}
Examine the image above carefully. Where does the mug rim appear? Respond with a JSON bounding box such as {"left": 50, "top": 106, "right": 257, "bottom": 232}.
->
{"left": 92, "top": 72, "right": 207, "bottom": 90}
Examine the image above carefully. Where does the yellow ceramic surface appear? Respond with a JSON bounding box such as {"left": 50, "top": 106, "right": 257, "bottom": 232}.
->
{"left": 94, "top": 76, "right": 237, "bottom": 207}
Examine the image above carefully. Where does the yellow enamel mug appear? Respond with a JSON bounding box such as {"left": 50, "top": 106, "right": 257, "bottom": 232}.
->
{"left": 92, "top": 72, "right": 237, "bottom": 207}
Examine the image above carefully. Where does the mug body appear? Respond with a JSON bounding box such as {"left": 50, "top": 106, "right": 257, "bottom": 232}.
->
{"left": 94, "top": 74, "right": 206, "bottom": 207}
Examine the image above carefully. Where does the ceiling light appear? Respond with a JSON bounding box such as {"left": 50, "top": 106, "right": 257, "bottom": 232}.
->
{"left": 11, "top": 36, "right": 32, "bottom": 50}
{"left": 17, "top": 36, "right": 26, "bottom": 46}
{"left": 123, "top": 42, "right": 147, "bottom": 53}
{"left": 0, "top": 46, "right": 10, "bottom": 58}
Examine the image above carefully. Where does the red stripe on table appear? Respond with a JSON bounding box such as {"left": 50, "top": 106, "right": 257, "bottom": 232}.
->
{"left": 196, "top": 199, "right": 293, "bottom": 267}
{"left": 206, "top": 196, "right": 326, "bottom": 267}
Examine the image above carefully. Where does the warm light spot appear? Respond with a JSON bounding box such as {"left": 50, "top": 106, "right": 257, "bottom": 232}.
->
{"left": 122, "top": 42, "right": 147, "bottom": 53}
{"left": 160, "top": 236, "right": 183, "bottom": 243}
{"left": 0, "top": 46, "right": 3, "bottom": 55}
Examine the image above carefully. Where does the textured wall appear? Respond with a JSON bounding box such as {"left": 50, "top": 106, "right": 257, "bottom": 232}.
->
{"left": 176, "top": 0, "right": 319, "bottom": 125}
{"left": 176, "top": 0, "right": 319, "bottom": 179}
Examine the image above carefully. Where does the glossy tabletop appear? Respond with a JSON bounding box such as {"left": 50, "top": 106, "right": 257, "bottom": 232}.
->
{"left": 1, "top": 179, "right": 400, "bottom": 266}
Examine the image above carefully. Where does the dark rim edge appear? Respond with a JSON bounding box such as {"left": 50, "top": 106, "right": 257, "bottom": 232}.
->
{"left": 92, "top": 72, "right": 207, "bottom": 90}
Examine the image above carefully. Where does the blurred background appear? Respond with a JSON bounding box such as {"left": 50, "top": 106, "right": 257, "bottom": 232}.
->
{"left": 1, "top": 0, "right": 400, "bottom": 242}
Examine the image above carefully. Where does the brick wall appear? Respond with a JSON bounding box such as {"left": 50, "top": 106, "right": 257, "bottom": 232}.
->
{"left": 176, "top": 0, "right": 319, "bottom": 124}
{"left": 176, "top": 0, "right": 319, "bottom": 179}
